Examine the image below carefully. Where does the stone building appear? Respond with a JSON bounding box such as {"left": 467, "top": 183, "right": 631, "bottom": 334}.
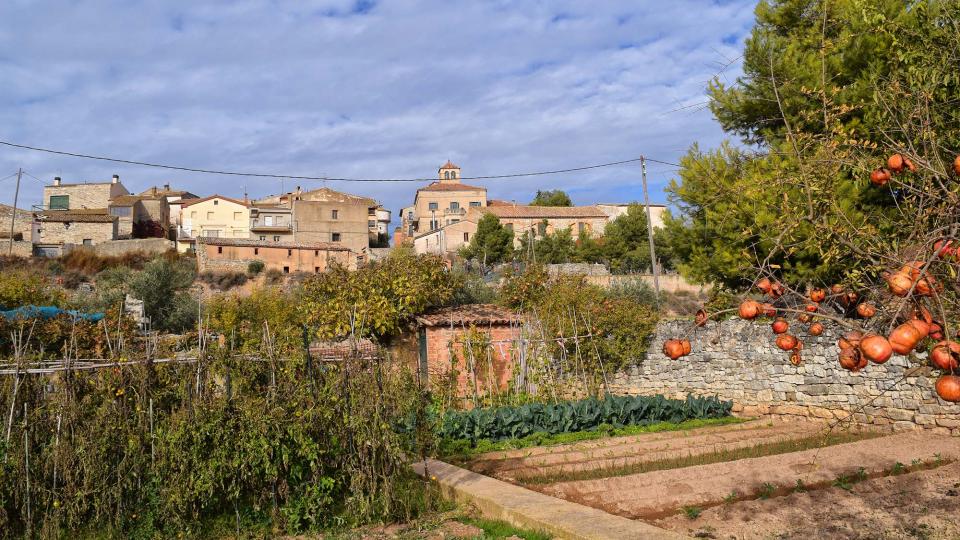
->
{"left": 409, "top": 304, "right": 520, "bottom": 398}
{"left": 196, "top": 237, "right": 356, "bottom": 273}
{"left": 249, "top": 204, "right": 294, "bottom": 243}
{"left": 177, "top": 195, "right": 251, "bottom": 252}
{"left": 476, "top": 203, "right": 611, "bottom": 244}
{"left": 139, "top": 185, "right": 198, "bottom": 239}
{"left": 406, "top": 161, "right": 487, "bottom": 237}
{"left": 32, "top": 211, "right": 118, "bottom": 256}
{"left": 43, "top": 174, "right": 129, "bottom": 211}
{"left": 108, "top": 193, "right": 170, "bottom": 239}
{"left": 596, "top": 202, "right": 668, "bottom": 229}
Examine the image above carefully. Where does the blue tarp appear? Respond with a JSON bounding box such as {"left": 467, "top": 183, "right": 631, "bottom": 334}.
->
{"left": 0, "top": 305, "right": 105, "bottom": 322}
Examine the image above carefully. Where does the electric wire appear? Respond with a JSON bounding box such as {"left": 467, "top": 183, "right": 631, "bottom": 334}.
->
{"left": 0, "top": 139, "right": 680, "bottom": 182}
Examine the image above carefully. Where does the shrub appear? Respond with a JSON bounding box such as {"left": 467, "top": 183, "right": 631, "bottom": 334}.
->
{"left": 265, "top": 268, "right": 284, "bottom": 285}
{"left": 129, "top": 257, "right": 197, "bottom": 332}
{"left": 247, "top": 260, "right": 265, "bottom": 275}
{"left": 198, "top": 270, "right": 248, "bottom": 291}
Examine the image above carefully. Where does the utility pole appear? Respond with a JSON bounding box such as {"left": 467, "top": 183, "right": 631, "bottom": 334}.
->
{"left": 8, "top": 168, "right": 21, "bottom": 256}
{"left": 640, "top": 156, "right": 660, "bottom": 300}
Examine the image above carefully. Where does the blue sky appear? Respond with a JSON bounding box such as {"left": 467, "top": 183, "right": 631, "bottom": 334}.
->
{"left": 0, "top": 0, "right": 756, "bottom": 220}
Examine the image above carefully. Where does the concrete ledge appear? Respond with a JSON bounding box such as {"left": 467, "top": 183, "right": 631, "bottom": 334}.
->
{"left": 412, "top": 458, "right": 686, "bottom": 540}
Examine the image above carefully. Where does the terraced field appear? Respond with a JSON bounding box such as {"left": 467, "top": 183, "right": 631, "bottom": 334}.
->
{"left": 463, "top": 418, "right": 960, "bottom": 539}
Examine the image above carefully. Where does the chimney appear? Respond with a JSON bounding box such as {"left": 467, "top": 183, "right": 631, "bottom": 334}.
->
{"left": 53, "top": 176, "right": 61, "bottom": 186}
{"left": 163, "top": 183, "right": 170, "bottom": 191}
{"left": 151, "top": 186, "right": 158, "bottom": 195}
{"left": 111, "top": 174, "right": 119, "bottom": 184}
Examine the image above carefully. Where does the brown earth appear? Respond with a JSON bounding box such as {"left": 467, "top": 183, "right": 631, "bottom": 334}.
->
{"left": 468, "top": 418, "right": 833, "bottom": 481}
{"left": 539, "top": 431, "right": 960, "bottom": 519}
{"left": 655, "top": 460, "right": 960, "bottom": 540}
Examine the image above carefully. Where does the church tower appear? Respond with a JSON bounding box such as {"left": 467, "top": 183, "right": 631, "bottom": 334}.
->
{"left": 438, "top": 160, "right": 461, "bottom": 183}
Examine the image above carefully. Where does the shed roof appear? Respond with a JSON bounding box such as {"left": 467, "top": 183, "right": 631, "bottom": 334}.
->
{"left": 309, "top": 338, "right": 379, "bottom": 361}
{"left": 416, "top": 304, "right": 520, "bottom": 327}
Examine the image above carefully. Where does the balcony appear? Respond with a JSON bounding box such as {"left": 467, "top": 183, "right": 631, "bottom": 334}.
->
{"left": 250, "top": 217, "right": 293, "bottom": 233}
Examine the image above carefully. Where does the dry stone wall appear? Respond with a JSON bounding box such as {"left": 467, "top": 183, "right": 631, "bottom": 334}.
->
{"left": 609, "top": 319, "right": 960, "bottom": 435}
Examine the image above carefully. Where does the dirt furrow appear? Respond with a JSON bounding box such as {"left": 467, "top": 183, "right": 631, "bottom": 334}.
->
{"left": 540, "top": 431, "right": 960, "bottom": 519}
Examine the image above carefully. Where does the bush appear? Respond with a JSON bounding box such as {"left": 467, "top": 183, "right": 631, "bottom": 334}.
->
{"left": 129, "top": 257, "right": 197, "bottom": 332}
{"left": 247, "top": 260, "right": 265, "bottom": 275}
{"left": 198, "top": 270, "right": 249, "bottom": 291}
{"left": 420, "top": 394, "right": 733, "bottom": 442}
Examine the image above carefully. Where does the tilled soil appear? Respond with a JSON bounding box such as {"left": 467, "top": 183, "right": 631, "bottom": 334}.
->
{"left": 539, "top": 431, "right": 960, "bottom": 519}
{"left": 655, "top": 461, "right": 960, "bottom": 540}
{"left": 469, "top": 418, "right": 829, "bottom": 481}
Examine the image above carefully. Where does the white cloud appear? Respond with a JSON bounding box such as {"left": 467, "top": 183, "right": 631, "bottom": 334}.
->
{"left": 0, "top": 0, "right": 756, "bottom": 217}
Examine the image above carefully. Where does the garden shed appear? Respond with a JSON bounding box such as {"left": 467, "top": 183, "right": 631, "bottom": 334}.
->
{"left": 414, "top": 304, "right": 521, "bottom": 398}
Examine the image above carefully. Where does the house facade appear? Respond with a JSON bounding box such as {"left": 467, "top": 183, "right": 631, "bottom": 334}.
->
{"left": 108, "top": 193, "right": 170, "bottom": 239}
{"left": 32, "top": 211, "right": 118, "bottom": 256}
{"left": 474, "top": 203, "right": 611, "bottom": 245}
{"left": 249, "top": 204, "right": 294, "bottom": 243}
{"left": 196, "top": 237, "right": 356, "bottom": 273}
{"left": 139, "top": 185, "right": 199, "bottom": 239}
{"left": 178, "top": 195, "right": 251, "bottom": 252}
{"left": 43, "top": 175, "right": 129, "bottom": 211}
{"left": 596, "top": 203, "right": 667, "bottom": 230}
{"left": 408, "top": 162, "right": 487, "bottom": 236}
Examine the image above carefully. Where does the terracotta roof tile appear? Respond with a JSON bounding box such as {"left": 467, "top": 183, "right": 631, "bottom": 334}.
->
{"left": 309, "top": 339, "right": 379, "bottom": 361}
{"left": 35, "top": 211, "right": 117, "bottom": 223}
{"left": 417, "top": 181, "right": 486, "bottom": 193}
{"left": 416, "top": 304, "right": 520, "bottom": 327}
{"left": 439, "top": 160, "right": 460, "bottom": 170}
{"left": 180, "top": 194, "right": 249, "bottom": 208}
{"left": 481, "top": 204, "right": 608, "bottom": 219}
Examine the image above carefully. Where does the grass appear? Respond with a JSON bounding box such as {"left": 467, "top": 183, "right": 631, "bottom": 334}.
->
{"left": 682, "top": 506, "right": 702, "bottom": 519}
{"left": 460, "top": 516, "right": 553, "bottom": 540}
{"left": 441, "top": 416, "right": 747, "bottom": 460}
{"left": 522, "top": 430, "right": 883, "bottom": 485}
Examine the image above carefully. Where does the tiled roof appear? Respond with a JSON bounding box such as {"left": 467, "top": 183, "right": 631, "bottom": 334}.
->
{"left": 439, "top": 160, "right": 460, "bottom": 170}
{"left": 139, "top": 186, "right": 198, "bottom": 198}
{"left": 481, "top": 204, "right": 608, "bottom": 219}
{"left": 417, "top": 181, "right": 486, "bottom": 192}
{"left": 297, "top": 187, "right": 377, "bottom": 206}
{"left": 35, "top": 211, "right": 117, "bottom": 223}
{"left": 198, "top": 237, "right": 352, "bottom": 251}
{"left": 110, "top": 194, "right": 165, "bottom": 205}
{"left": 416, "top": 304, "right": 520, "bottom": 327}
{"left": 180, "top": 195, "right": 249, "bottom": 208}
{"left": 309, "top": 338, "right": 379, "bottom": 361}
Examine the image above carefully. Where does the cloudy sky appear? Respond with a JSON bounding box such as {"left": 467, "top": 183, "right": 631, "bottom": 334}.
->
{"left": 0, "top": 0, "right": 756, "bottom": 221}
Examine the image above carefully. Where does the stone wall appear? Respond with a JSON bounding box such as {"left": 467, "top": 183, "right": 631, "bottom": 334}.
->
{"left": 92, "top": 238, "right": 174, "bottom": 257}
{"left": 608, "top": 319, "right": 960, "bottom": 435}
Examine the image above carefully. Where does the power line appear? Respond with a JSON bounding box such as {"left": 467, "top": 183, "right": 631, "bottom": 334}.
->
{"left": 0, "top": 139, "right": 680, "bottom": 183}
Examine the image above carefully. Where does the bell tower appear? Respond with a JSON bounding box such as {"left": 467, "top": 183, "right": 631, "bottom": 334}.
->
{"left": 438, "top": 160, "right": 461, "bottom": 183}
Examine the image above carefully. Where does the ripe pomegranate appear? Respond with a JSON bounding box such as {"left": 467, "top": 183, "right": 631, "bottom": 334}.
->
{"left": 870, "top": 168, "right": 891, "bottom": 186}
{"left": 830, "top": 284, "right": 844, "bottom": 295}
{"left": 809, "top": 322, "right": 824, "bottom": 336}
{"left": 739, "top": 300, "right": 763, "bottom": 320}
{"left": 680, "top": 339, "right": 692, "bottom": 356}
{"left": 770, "top": 281, "right": 786, "bottom": 298}
{"left": 756, "top": 277, "right": 772, "bottom": 294}
{"left": 903, "top": 156, "right": 917, "bottom": 173}
{"left": 859, "top": 334, "right": 893, "bottom": 364}
{"left": 805, "top": 303, "right": 819, "bottom": 313}
{"left": 839, "top": 330, "right": 864, "bottom": 350}
{"left": 929, "top": 322, "right": 944, "bottom": 341}
{"left": 761, "top": 303, "right": 777, "bottom": 317}
{"left": 776, "top": 334, "right": 799, "bottom": 351}
{"left": 886, "top": 272, "right": 913, "bottom": 297}
{"left": 887, "top": 153, "right": 905, "bottom": 173}
{"left": 954, "top": 155, "right": 960, "bottom": 176}
{"left": 934, "top": 239, "right": 955, "bottom": 259}
{"left": 809, "top": 288, "right": 826, "bottom": 303}
{"left": 839, "top": 347, "right": 867, "bottom": 372}
{"left": 790, "top": 351, "right": 802, "bottom": 366}
{"left": 930, "top": 341, "right": 960, "bottom": 371}
{"left": 936, "top": 375, "right": 960, "bottom": 402}
{"left": 889, "top": 321, "right": 926, "bottom": 355}
{"left": 663, "top": 339, "right": 684, "bottom": 360}
{"left": 856, "top": 303, "right": 876, "bottom": 318}
{"left": 771, "top": 318, "right": 789, "bottom": 334}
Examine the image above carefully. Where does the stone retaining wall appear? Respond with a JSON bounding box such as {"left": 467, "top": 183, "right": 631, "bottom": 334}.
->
{"left": 609, "top": 319, "right": 960, "bottom": 435}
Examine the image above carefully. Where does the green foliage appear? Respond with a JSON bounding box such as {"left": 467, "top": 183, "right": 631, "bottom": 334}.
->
{"left": 498, "top": 264, "right": 548, "bottom": 309}
{"left": 129, "top": 257, "right": 197, "bottom": 332}
{"left": 247, "top": 260, "right": 265, "bottom": 275}
{"left": 460, "top": 213, "right": 514, "bottom": 266}
{"left": 198, "top": 270, "right": 248, "bottom": 291}
{"left": 300, "top": 249, "right": 456, "bottom": 341}
{"left": 459, "top": 516, "right": 553, "bottom": 540}
{"left": 682, "top": 506, "right": 702, "bottom": 519}
{"left": 529, "top": 189, "right": 572, "bottom": 207}
{"left": 0, "top": 271, "right": 61, "bottom": 309}
{"left": 605, "top": 277, "right": 657, "bottom": 307}
{"left": 602, "top": 204, "right": 656, "bottom": 274}
{"left": 419, "top": 394, "right": 732, "bottom": 442}
{"left": 206, "top": 287, "right": 305, "bottom": 356}
{"left": 449, "top": 269, "right": 497, "bottom": 306}
{"left": 516, "top": 226, "right": 576, "bottom": 264}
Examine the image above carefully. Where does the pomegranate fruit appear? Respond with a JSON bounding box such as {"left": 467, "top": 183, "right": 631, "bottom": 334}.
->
{"left": 809, "top": 322, "right": 824, "bottom": 336}
{"left": 930, "top": 341, "right": 960, "bottom": 371}
{"left": 934, "top": 239, "right": 954, "bottom": 258}
{"left": 889, "top": 321, "right": 926, "bottom": 355}
{"left": 856, "top": 303, "right": 876, "bottom": 318}
{"left": 903, "top": 156, "right": 916, "bottom": 172}
{"left": 695, "top": 309, "right": 708, "bottom": 327}
{"left": 886, "top": 272, "right": 913, "bottom": 297}
{"left": 663, "top": 339, "right": 684, "bottom": 360}
{"left": 935, "top": 375, "right": 960, "bottom": 402}
{"left": 756, "top": 277, "right": 772, "bottom": 294}
{"left": 790, "top": 351, "right": 802, "bottom": 366}
{"left": 887, "top": 153, "right": 905, "bottom": 173}
{"left": 805, "top": 303, "right": 819, "bottom": 313}
{"left": 954, "top": 155, "right": 960, "bottom": 176}
{"left": 771, "top": 318, "right": 789, "bottom": 334}
{"left": 870, "top": 168, "right": 891, "bottom": 186}
{"left": 739, "top": 300, "right": 763, "bottom": 320}
{"left": 761, "top": 303, "right": 777, "bottom": 317}
{"left": 809, "top": 288, "right": 826, "bottom": 303}
{"left": 776, "top": 334, "right": 799, "bottom": 351}
{"left": 859, "top": 334, "right": 893, "bottom": 364}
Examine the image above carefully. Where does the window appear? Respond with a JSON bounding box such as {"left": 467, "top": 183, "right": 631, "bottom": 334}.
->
{"left": 407, "top": 211, "right": 413, "bottom": 219}
{"left": 233, "top": 212, "right": 241, "bottom": 220}
{"left": 315, "top": 266, "right": 320, "bottom": 273}
{"left": 49, "top": 195, "right": 69, "bottom": 210}
{"left": 273, "top": 236, "right": 280, "bottom": 241}
{"left": 254, "top": 248, "right": 259, "bottom": 255}
{"left": 217, "top": 246, "right": 223, "bottom": 254}
{"left": 213, "top": 199, "right": 219, "bottom": 205}
{"left": 283, "top": 266, "right": 289, "bottom": 274}
{"left": 444, "top": 171, "right": 450, "bottom": 179}
{"left": 463, "top": 232, "right": 469, "bottom": 242}
{"left": 368, "top": 220, "right": 375, "bottom": 227}
{"left": 331, "top": 232, "right": 341, "bottom": 242}
{"left": 331, "top": 209, "right": 339, "bottom": 220}
{"left": 191, "top": 211, "right": 197, "bottom": 219}
{"left": 450, "top": 202, "right": 460, "bottom": 211}
{"left": 265, "top": 216, "right": 273, "bottom": 226}
{"left": 207, "top": 212, "right": 214, "bottom": 220}
{"left": 110, "top": 206, "right": 131, "bottom": 217}
{"left": 259, "top": 235, "right": 266, "bottom": 241}
{"left": 368, "top": 208, "right": 375, "bottom": 216}
{"left": 505, "top": 223, "right": 513, "bottom": 232}
{"left": 469, "top": 201, "right": 481, "bottom": 207}
{"left": 430, "top": 220, "right": 439, "bottom": 230}
{"left": 203, "top": 229, "right": 221, "bottom": 238}
{"left": 428, "top": 202, "right": 438, "bottom": 211}
{"left": 578, "top": 222, "right": 586, "bottom": 234}
{"left": 82, "top": 239, "right": 92, "bottom": 246}
{"left": 314, "top": 250, "right": 319, "bottom": 256}
{"left": 287, "top": 249, "right": 292, "bottom": 257}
